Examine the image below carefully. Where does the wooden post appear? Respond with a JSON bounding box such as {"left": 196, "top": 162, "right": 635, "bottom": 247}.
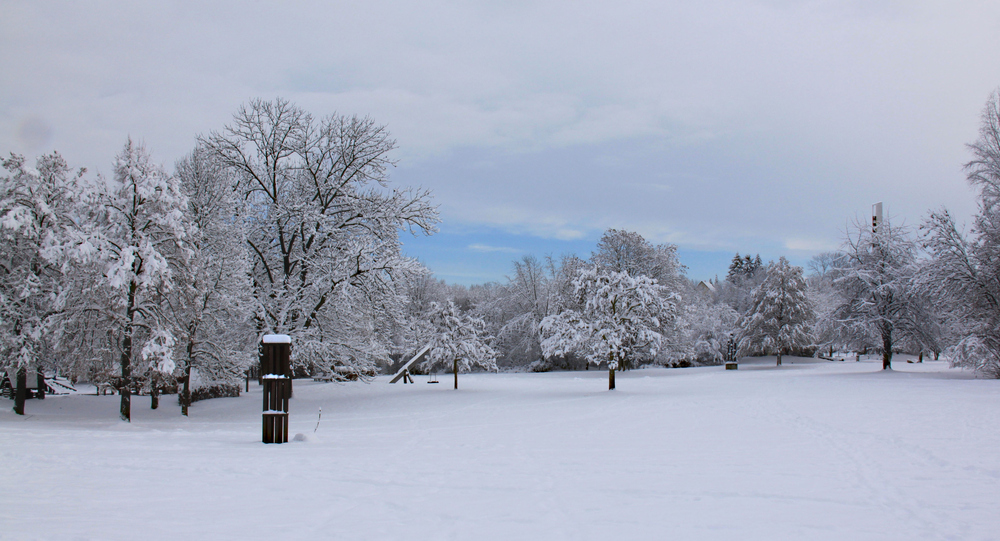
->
{"left": 453, "top": 358, "right": 458, "bottom": 390}
{"left": 608, "top": 366, "right": 615, "bottom": 390}
{"left": 261, "top": 334, "right": 292, "bottom": 444}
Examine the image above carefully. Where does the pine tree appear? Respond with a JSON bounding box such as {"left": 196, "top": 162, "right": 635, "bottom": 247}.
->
{"left": 726, "top": 253, "right": 744, "bottom": 283}
{"left": 738, "top": 257, "right": 813, "bottom": 366}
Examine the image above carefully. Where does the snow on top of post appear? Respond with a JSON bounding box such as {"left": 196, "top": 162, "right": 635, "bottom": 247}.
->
{"left": 262, "top": 334, "right": 291, "bottom": 344}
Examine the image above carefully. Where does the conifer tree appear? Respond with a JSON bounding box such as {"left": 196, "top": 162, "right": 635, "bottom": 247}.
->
{"left": 738, "top": 257, "right": 813, "bottom": 366}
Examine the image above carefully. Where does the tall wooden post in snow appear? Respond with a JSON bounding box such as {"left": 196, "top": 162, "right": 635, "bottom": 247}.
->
{"left": 260, "top": 334, "right": 292, "bottom": 444}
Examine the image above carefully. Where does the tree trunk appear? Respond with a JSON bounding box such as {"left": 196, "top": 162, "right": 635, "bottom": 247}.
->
{"left": 150, "top": 372, "right": 159, "bottom": 410}
{"left": 181, "top": 340, "right": 193, "bottom": 416}
{"left": 776, "top": 352, "right": 782, "bottom": 366}
{"left": 36, "top": 370, "right": 45, "bottom": 400}
{"left": 182, "top": 364, "right": 192, "bottom": 416}
{"left": 120, "top": 280, "right": 138, "bottom": 422}
{"left": 120, "top": 332, "right": 131, "bottom": 421}
{"left": 918, "top": 352, "right": 923, "bottom": 363}
{"left": 881, "top": 330, "right": 893, "bottom": 370}
{"left": 453, "top": 358, "right": 458, "bottom": 390}
{"left": 608, "top": 367, "right": 616, "bottom": 390}
{"left": 13, "top": 367, "right": 26, "bottom": 415}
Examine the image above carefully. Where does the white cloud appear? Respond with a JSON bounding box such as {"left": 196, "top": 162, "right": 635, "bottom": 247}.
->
{"left": 2, "top": 0, "right": 996, "bottom": 276}
{"left": 785, "top": 237, "right": 840, "bottom": 253}
{"left": 468, "top": 244, "right": 521, "bottom": 254}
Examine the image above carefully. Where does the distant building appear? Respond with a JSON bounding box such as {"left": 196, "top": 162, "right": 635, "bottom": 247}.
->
{"left": 697, "top": 280, "right": 716, "bottom": 294}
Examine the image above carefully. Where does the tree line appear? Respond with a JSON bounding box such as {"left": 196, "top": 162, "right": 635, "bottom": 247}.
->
{"left": 4, "top": 90, "right": 1000, "bottom": 415}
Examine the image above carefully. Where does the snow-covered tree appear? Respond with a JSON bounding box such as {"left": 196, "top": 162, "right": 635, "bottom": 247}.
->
{"left": 726, "top": 253, "right": 763, "bottom": 283}
{"left": 679, "top": 294, "right": 740, "bottom": 365}
{"left": 807, "top": 252, "right": 847, "bottom": 355}
{"left": 832, "top": 218, "right": 924, "bottom": 370}
{"left": 717, "top": 253, "right": 766, "bottom": 316}
{"left": 0, "top": 152, "right": 85, "bottom": 414}
{"left": 164, "top": 146, "right": 254, "bottom": 414}
{"left": 920, "top": 89, "right": 1000, "bottom": 376}
{"left": 738, "top": 257, "right": 813, "bottom": 366}
{"left": 420, "top": 301, "right": 497, "bottom": 389}
{"left": 473, "top": 255, "right": 562, "bottom": 368}
{"left": 68, "top": 139, "right": 189, "bottom": 420}
{"left": 201, "top": 98, "right": 438, "bottom": 374}
{"left": 540, "top": 266, "right": 679, "bottom": 389}
{"left": 593, "top": 228, "right": 685, "bottom": 291}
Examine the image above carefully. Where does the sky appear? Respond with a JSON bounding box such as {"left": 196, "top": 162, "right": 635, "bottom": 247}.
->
{"left": 3, "top": 1, "right": 999, "bottom": 285}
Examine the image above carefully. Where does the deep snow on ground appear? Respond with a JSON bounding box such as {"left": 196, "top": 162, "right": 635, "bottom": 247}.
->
{"left": 2, "top": 356, "right": 998, "bottom": 541}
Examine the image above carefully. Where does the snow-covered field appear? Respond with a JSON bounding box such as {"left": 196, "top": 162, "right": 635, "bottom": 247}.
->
{"left": 2, "top": 357, "right": 998, "bottom": 540}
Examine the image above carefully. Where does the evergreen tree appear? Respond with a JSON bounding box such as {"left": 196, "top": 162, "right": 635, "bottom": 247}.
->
{"left": 738, "top": 257, "right": 813, "bottom": 366}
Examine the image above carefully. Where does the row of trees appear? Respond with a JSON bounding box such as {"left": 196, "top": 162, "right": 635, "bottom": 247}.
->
{"left": 4, "top": 89, "right": 1000, "bottom": 414}
{"left": 1, "top": 99, "right": 440, "bottom": 418}
{"left": 405, "top": 90, "right": 1000, "bottom": 385}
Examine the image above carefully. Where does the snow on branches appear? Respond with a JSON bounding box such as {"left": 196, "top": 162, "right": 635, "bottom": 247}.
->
{"left": 919, "top": 89, "right": 1000, "bottom": 377}
{"left": 540, "top": 266, "right": 679, "bottom": 388}
{"left": 202, "top": 98, "right": 439, "bottom": 373}
{"left": 0, "top": 152, "right": 84, "bottom": 374}
{"left": 75, "top": 139, "right": 190, "bottom": 420}
{"left": 421, "top": 301, "right": 497, "bottom": 388}
{"left": 832, "top": 217, "right": 934, "bottom": 370}
{"left": 738, "top": 257, "right": 813, "bottom": 365}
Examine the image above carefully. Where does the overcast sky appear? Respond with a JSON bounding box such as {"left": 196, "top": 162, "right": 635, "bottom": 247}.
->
{"left": 3, "top": 1, "right": 999, "bottom": 284}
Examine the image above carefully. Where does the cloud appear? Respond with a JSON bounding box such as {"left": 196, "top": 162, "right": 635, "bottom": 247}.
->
{"left": 467, "top": 244, "right": 521, "bottom": 254}
{"left": 2, "top": 0, "right": 997, "bottom": 281}
{"left": 785, "top": 237, "right": 840, "bottom": 253}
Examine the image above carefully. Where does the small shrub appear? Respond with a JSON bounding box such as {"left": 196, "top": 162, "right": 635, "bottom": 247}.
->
{"left": 188, "top": 384, "right": 241, "bottom": 403}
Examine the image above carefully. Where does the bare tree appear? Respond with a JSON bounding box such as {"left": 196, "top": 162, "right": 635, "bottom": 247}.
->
{"left": 832, "top": 218, "right": 923, "bottom": 370}
{"left": 920, "top": 89, "right": 1000, "bottom": 376}
{"left": 201, "top": 98, "right": 438, "bottom": 373}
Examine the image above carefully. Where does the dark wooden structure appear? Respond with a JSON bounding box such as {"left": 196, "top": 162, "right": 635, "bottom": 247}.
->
{"left": 260, "top": 335, "right": 292, "bottom": 444}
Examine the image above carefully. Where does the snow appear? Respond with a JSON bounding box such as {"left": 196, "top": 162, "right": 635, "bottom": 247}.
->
{"left": 262, "top": 334, "right": 291, "bottom": 344}
{"left": 2, "top": 356, "right": 998, "bottom": 540}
